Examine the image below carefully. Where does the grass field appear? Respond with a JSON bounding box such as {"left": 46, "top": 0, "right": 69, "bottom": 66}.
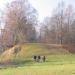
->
{"left": 1, "top": 64, "right": 75, "bottom": 75}
{"left": 0, "top": 44, "right": 75, "bottom": 75}
{"left": 0, "top": 54, "right": 75, "bottom": 75}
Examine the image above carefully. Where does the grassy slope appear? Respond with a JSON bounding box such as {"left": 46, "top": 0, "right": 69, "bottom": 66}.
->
{"left": 0, "top": 43, "right": 70, "bottom": 63}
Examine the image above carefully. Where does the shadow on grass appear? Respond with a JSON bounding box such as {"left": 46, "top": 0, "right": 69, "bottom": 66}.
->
{"left": 0, "top": 59, "right": 35, "bottom": 69}
{"left": 12, "top": 60, "right": 34, "bottom": 67}
{"left": 0, "top": 59, "right": 50, "bottom": 69}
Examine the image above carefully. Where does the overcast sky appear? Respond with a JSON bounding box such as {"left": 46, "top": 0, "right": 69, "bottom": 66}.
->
{"left": 0, "top": 0, "right": 75, "bottom": 22}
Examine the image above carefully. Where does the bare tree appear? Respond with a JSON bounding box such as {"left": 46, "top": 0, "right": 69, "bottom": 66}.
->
{"left": 1, "top": 0, "right": 37, "bottom": 49}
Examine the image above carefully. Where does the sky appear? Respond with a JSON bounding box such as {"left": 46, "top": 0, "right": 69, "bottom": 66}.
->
{"left": 29, "top": 0, "right": 62, "bottom": 22}
{"left": 29, "top": 0, "right": 75, "bottom": 22}
{"left": 0, "top": 0, "right": 75, "bottom": 22}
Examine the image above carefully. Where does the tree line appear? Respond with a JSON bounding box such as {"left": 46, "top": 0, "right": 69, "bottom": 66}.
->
{"left": 39, "top": 2, "right": 75, "bottom": 52}
{"left": 39, "top": 2, "right": 75, "bottom": 44}
{"left": 0, "top": 1, "right": 75, "bottom": 53}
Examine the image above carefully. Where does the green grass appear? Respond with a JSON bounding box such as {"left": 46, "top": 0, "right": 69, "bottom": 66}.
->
{"left": 0, "top": 43, "right": 75, "bottom": 75}
{"left": 1, "top": 65, "right": 75, "bottom": 75}
{"left": 0, "top": 54, "right": 75, "bottom": 75}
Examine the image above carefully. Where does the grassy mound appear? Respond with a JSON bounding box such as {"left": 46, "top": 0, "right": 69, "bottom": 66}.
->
{"left": 0, "top": 43, "right": 70, "bottom": 64}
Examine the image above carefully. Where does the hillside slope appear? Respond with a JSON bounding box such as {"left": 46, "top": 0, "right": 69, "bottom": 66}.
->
{"left": 0, "top": 43, "right": 70, "bottom": 63}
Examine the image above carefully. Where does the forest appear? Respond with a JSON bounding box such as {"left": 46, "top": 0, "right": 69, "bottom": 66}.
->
{"left": 0, "top": 0, "right": 75, "bottom": 53}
